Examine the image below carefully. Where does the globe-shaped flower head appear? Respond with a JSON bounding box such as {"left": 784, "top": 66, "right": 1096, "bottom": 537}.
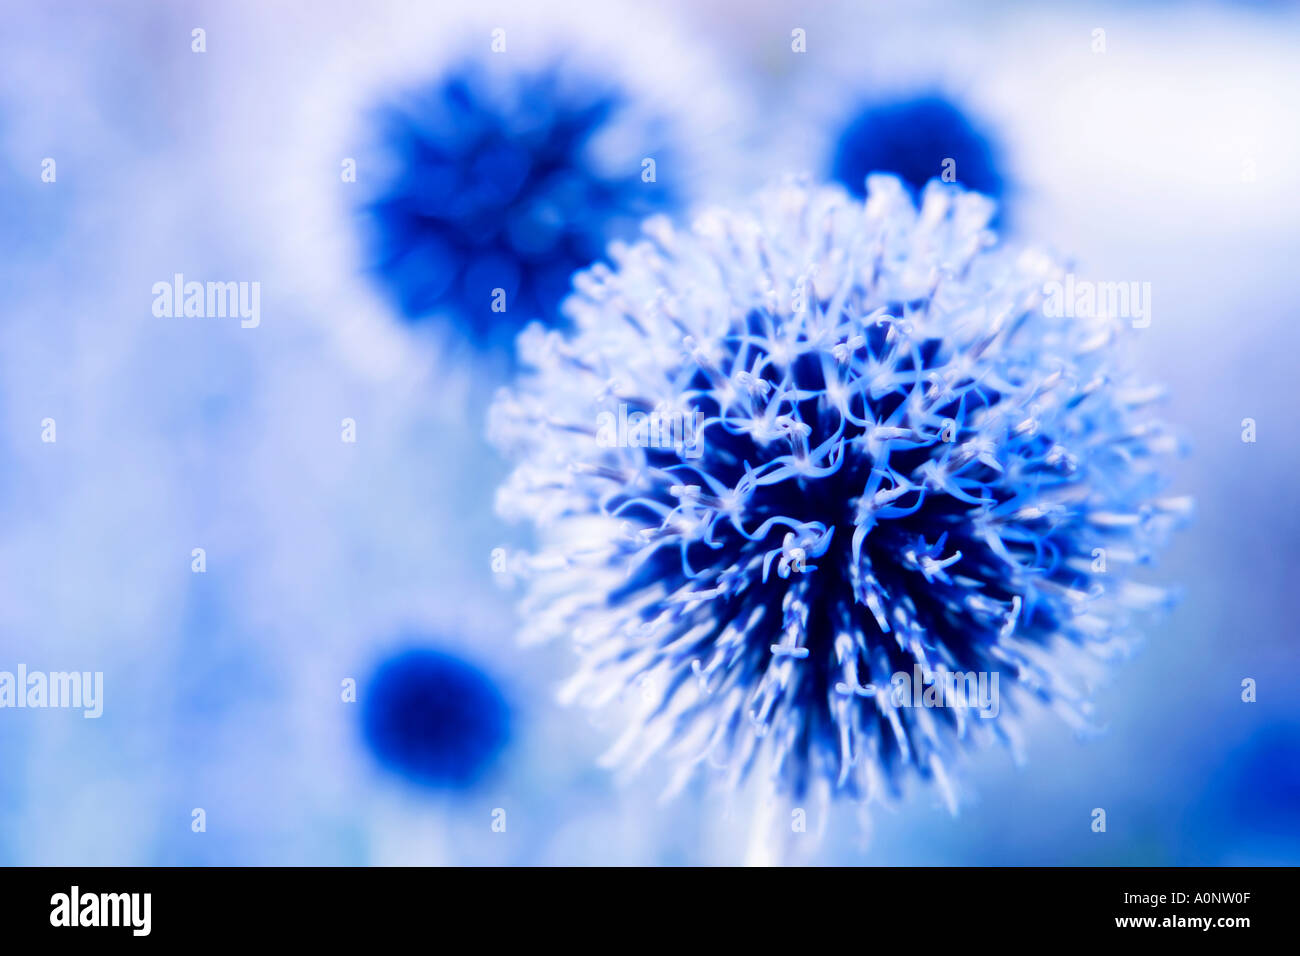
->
{"left": 362, "top": 60, "right": 682, "bottom": 344}
{"left": 491, "top": 177, "right": 1185, "bottom": 809}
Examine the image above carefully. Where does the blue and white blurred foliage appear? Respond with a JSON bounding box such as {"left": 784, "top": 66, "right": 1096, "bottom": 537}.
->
{"left": 1, "top": 0, "right": 1298, "bottom": 866}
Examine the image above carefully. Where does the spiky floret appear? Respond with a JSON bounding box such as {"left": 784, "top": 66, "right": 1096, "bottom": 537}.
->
{"left": 362, "top": 61, "right": 680, "bottom": 342}
{"left": 490, "top": 176, "right": 1185, "bottom": 809}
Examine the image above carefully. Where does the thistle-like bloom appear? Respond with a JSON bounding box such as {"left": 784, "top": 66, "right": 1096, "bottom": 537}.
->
{"left": 491, "top": 177, "right": 1185, "bottom": 809}
{"left": 362, "top": 61, "right": 682, "bottom": 343}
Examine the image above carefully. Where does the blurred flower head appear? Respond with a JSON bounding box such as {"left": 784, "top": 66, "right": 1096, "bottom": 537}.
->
{"left": 490, "top": 176, "right": 1185, "bottom": 813}
{"left": 830, "top": 94, "right": 1004, "bottom": 202}
{"left": 361, "top": 645, "right": 511, "bottom": 790}
{"left": 361, "top": 59, "right": 685, "bottom": 343}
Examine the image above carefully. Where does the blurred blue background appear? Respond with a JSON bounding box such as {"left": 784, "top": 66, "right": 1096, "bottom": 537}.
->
{"left": 1, "top": 0, "right": 1297, "bottom": 865}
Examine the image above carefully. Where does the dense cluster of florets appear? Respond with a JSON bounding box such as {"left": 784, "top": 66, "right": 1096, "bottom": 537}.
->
{"left": 490, "top": 176, "right": 1184, "bottom": 807}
